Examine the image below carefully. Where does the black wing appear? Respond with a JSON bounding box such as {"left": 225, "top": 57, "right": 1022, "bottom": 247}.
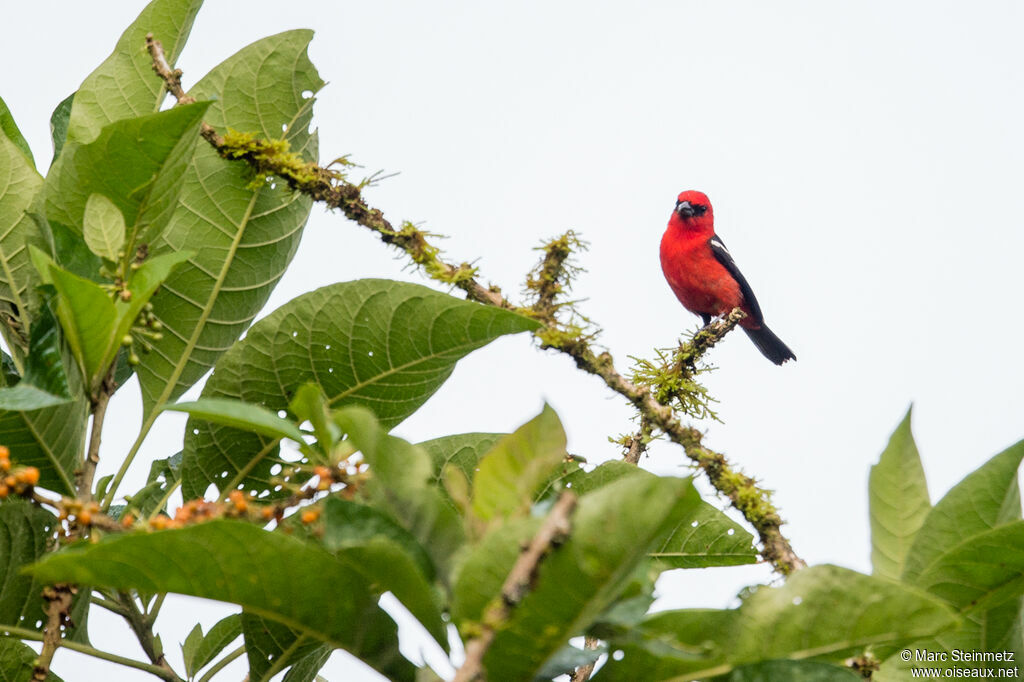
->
{"left": 707, "top": 235, "right": 765, "bottom": 325}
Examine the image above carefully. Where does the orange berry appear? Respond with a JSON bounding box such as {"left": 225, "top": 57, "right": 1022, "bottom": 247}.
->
{"left": 0, "top": 484, "right": 8, "bottom": 498}
{"left": 78, "top": 510, "right": 92, "bottom": 526}
{"left": 122, "top": 513, "right": 135, "bottom": 528}
{"left": 0, "top": 445, "right": 9, "bottom": 456}
{"left": 261, "top": 507, "right": 275, "bottom": 520}
{"left": 313, "top": 465, "right": 332, "bottom": 480}
{"left": 19, "top": 467, "right": 39, "bottom": 485}
{"left": 3, "top": 475, "right": 14, "bottom": 488}
{"left": 300, "top": 509, "right": 320, "bottom": 524}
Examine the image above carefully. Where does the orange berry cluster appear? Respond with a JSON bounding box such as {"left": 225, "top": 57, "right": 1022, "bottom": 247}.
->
{"left": 59, "top": 500, "right": 100, "bottom": 527}
{"left": 0, "top": 446, "right": 41, "bottom": 498}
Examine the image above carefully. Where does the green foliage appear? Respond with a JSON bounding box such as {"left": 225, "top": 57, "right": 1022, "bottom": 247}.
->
{"left": 135, "top": 29, "right": 324, "bottom": 417}
{"left": 0, "top": 638, "right": 63, "bottom": 681}
{"left": 182, "top": 614, "right": 241, "bottom": 679}
{"left": 599, "top": 565, "right": 958, "bottom": 681}
{"left": 181, "top": 279, "right": 538, "bottom": 501}
{"left": 869, "top": 406, "right": 930, "bottom": 580}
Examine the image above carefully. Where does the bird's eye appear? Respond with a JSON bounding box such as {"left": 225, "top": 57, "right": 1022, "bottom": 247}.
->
{"left": 693, "top": 204, "right": 707, "bottom": 216}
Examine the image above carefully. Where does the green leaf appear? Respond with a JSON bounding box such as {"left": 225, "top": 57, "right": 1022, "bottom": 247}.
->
{"left": 479, "top": 474, "right": 703, "bottom": 681}
{"left": 323, "top": 499, "right": 447, "bottom": 651}
{"left": 122, "top": 452, "right": 182, "bottom": 518}
{"left": 165, "top": 398, "right": 307, "bottom": 449}
{"left": 182, "top": 613, "right": 242, "bottom": 679}
{"left": 721, "top": 660, "right": 862, "bottom": 682}
{"left": 0, "top": 111, "right": 44, "bottom": 351}
{"left": 903, "top": 440, "right": 1024, "bottom": 582}
{"left": 600, "top": 566, "right": 959, "bottom": 682}
{"left": 916, "top": 520, "right": 1024, "bottom": 612}
{"left": 40, "top": 102, "right": 212, "bottom": 250}
{"left": 0, "top": 638, "right": 63, "bottom": 682}
{"left": 0, "top": 399, "right": 84, "bottom": 495}
{"left": 82, "top": 194, "right": 125, "bottom": 261}
{"left": 564, "top": 461, "right": 757, "bottom": 568}
{"left": 869, "top": 407, "right": 931, "bottom": 580}
{"left": 470, "top": 405, "right": 568, "bottom": 524}
{"left": 65, "top": 0, "right": 203, "bottom": 144}
{"left": 241, "top": 613, "right": 333, "bottom": 682}
{"left": 451, "top": 516, "right": 540, "bottom": 627}
{"left": 288, "top": 382, "right": 338, "bottom": 455}
{"left": 0, "top": 501, "right": 57, "bottom": 633}
{"left": 46, "top": 251, "right": 190, "bottom": 392}
{"left": 135, "top": 30, "right": 324, "bottom": 418}
{"left": 651, "top": 499, "right": 757, "bottom": 569}
{"left": 0, "top": 303, "right": 74, "bottom": 410}
{"left": 321, "top": 497, "right": 434, "bottom": 581}
{"left": 49, "top": 93, "right": 74, "bottom": 161}
{"left": 181, "top": 279, "right": 538, "bottom": 502}
{"left": 0, "top": 95, "right": 33, "bottom": 166}
{"left": 335, "top": 406, "right": 466, "bottom": 579}
{"left": 28, "top": 520, "right": 413, "bottom": 681}
{"left": 420, "top": 432, "right": 505, "bottom": 491}
{"left": 46, "top": 265, "right": 115, "bottom": 386}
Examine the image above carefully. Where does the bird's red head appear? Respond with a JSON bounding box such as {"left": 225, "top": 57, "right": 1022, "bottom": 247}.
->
{"left": 670, "top": 190, "right": 714, "bottom": 234}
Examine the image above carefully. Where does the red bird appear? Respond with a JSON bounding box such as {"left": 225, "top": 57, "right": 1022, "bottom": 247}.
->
{"left": 660, "top": 190, "right": 795, "bottom": 364}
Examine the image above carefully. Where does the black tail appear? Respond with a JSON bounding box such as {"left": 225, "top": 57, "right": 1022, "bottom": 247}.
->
{"left": 743, "top": 325, "right": 796, "bottom": 365}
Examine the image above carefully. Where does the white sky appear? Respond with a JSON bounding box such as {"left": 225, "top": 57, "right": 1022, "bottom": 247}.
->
{"left": 3, "top": 1, "right": 1024, "bottom": 680}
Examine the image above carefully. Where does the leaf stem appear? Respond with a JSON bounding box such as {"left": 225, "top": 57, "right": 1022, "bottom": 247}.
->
{"left": 196, "top": 644, "right": 245, "bottom": 682}
{"left": 2, "top": 623, "right": 180, "bottom": 682}
{"left": 80, "top": 367, "right": 115, "bottom": 501}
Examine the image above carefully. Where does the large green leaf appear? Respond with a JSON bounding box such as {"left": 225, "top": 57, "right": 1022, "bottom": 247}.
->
{"left": 599, "top": 566, "right": 959, "bottom": 682}
{"left": 335, "top": 406, "right": 466, "bottom": 579}
{"left": 598, "top": 561, "right": 958, "bottom": 679}
{"left": 915, "top": 520, "right": 1024, "bottom": 612}
{"left": 869, "top": 408, "right": 931, "bottom": 580}
{"left": 82, "top": 194, "right": 126, "bottom": 262}
{"left": 28, "top": 520, "right": 413, "bottom": 681}
{"left": 65, "top": 0, "right": 203, "bottom": 144}
{"left": 181, "top": 279, "right": 538, "bottom": 501}
{"left": 0, "top": 396, "right": 85, "bottom": 495}
{"left": 166, "top": 398, "right": 307, "bottom": 448}
{"left": 903, "top": 441, "right": 1024, "bottom": 582}
{"left": 0, "top": 501, "right": 56, "bottom": 633}
{"left": 564, "top": 461, "right": 757, "bottom": 568}
{"left": 472, "top": 474, "right": 702, "bottom": 681}
{"left": 40, "top": 102, "right": 211, "bottom": 253}
{"left": 241, "top": 613, "right": 333, "bottom": 682}
{"left": 0, "top": 638, "right": 63, "bottom": 682}
{"left": 470, "top": 405, "right": 568, "bottom": 525}
{"left": 322, "top": 498, "right": 447, "bottom": 651}
{"left": 0, "top": 95, "right": 33, "bottom": 165}
{"left": 0, "top": 116, "right": 44, "bottom": 351}
{"left": 135, "top": 30, "right": 324, "bottom": 418}
{"left": 0, "top": 304, "right": 73, "bottom": 411}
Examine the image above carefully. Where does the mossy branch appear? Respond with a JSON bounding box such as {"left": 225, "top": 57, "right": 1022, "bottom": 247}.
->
{"left": 146, "top": 35, "right": 804, "bottom": 574}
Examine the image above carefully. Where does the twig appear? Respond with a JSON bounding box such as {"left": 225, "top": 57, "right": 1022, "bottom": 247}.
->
{"left": 145, "top": 37, "right": 805, "bottom": 575}
{"left": 116, "top": 592, "right": 180, "bottom": 679}
{"left": 33, "top": 584, "right": 74, "bottom": 681}
{"left": 622, "top": 415, "right": 653, "bottom": 465}
{"left": 4, "top": 623, "right": 178, "bottom": 681}
{"left": 79, "top": 368, "right": 116, "bottom": 501}
{"left": 453, "top": 491, "right": 578, "bottom": 682}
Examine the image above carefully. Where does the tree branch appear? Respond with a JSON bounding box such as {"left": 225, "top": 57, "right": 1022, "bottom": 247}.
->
{"left": 453, "top": 491, "right": 578, "bottom": 682}
{"left": 145, "top": 35, "right": 804, "bottom": 574}
{"left": 32, "top": 584, "right": 74, "bottom": 681}
{"left": 78, "top": 368, "right": 116, "bottom": 502}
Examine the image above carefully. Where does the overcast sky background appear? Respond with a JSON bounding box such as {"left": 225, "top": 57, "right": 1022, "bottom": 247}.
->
{"left": 3, "top": 1, "right": 1024, "bottom": 680}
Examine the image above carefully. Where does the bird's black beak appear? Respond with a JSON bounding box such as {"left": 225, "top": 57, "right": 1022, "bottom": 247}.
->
{"left": 676, "top": 200, "right": 696, "bottom": 218}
